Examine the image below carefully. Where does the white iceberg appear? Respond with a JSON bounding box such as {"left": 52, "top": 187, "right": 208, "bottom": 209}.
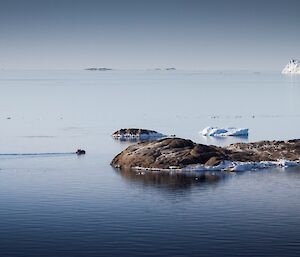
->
{"left": 201, "top": 127, "right": 249, "bottom": 137}
{"left": 282, "top": 59, "right": 300, "bottom": 74}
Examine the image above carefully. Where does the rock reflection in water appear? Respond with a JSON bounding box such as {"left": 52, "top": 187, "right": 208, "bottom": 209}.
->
{"left": 114, "top": 168, "right": 229, "bottom": 189}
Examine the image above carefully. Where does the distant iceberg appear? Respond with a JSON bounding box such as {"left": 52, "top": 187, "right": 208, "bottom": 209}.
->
{"left": 200, "top": 127, "right": 249, "bottom": 137}
{"left": 282, "top": 59, "right": 300, "bottom": 74}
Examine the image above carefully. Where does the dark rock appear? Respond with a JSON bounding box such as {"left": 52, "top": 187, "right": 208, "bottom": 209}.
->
{"left": 205, "top": 157, "right": 223, "bottom": 167}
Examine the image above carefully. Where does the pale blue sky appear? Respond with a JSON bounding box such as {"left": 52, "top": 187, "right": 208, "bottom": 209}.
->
{"left": 0, "top": 0, "right": 299, "bottom": 70}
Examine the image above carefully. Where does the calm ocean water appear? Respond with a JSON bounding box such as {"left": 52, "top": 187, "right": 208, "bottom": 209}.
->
{"left": 0, "top": 70, "right": 300, "bottom": 257}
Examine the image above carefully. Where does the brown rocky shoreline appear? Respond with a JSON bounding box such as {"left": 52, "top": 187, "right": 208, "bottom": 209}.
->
{"left": 111, "top": 138, "right": 300, "bottom": 170}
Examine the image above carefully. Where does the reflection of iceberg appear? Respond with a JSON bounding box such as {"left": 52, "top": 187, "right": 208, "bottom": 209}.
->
{"left": 201, "top": 127, "right": 249, "bottom": 137}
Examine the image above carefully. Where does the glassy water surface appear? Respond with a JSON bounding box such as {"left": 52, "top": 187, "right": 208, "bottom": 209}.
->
{"left": 0, "top": 70, "right": 300, "bottom": 256}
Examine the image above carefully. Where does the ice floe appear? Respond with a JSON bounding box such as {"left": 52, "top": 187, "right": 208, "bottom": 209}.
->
{"left": 226, "top": 160, "right": 299, "bottom": 172}
{"left": 132, "top": 160, "right": 299, "bottom": 174}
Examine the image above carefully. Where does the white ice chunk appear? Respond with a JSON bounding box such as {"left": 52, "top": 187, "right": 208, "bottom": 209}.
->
{"left": 282, "top": 59, "right": 300, "bottom": 74}
{"left": 200, "top": 127, "right": 249, "bottom": 137}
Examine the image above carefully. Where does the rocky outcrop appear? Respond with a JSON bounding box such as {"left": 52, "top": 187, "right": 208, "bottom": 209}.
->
{"left": 226, "top": 139, "right": 300, "bottom": 162}
{"left": 112, "top": 128, "right": 166, "bottom": 141}
{"left": 111, "top": 138, "right": 300, "bottom": 170}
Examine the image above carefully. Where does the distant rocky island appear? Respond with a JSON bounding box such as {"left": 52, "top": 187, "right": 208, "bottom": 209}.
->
{"left": 282, "top": 59, "right": 300, "bottom": 74}
{"left": 111, "top": 137, "right": 300, "bottom": 172}
{"left": 85, "top": 67, "right": 112, "bottom": 71}
{"left": 112, "top": 128, "right": 166, "bottom": 141}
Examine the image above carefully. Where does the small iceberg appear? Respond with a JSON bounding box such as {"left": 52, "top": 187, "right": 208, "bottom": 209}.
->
{"left": 201, "top": 127, "right": 249, "bottom": 137}
{"left": 282, "top": 59, "right": 300, "bottom": 74}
